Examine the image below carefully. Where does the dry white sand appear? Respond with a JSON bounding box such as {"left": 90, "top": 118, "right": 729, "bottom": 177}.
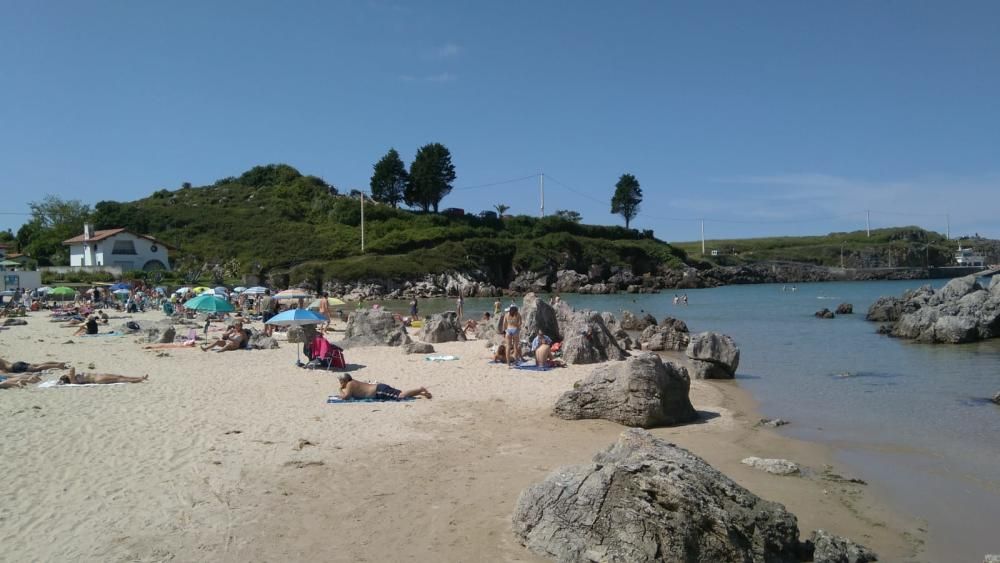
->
{"left": 0, "top": 310, "right": 925, "bottom": 562}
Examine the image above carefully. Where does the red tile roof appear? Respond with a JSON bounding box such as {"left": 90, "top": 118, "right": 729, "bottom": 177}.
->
{"left": 62, "top": 228, "right": 174, "bottom": 249}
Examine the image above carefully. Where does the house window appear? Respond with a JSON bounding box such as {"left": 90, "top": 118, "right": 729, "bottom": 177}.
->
{"left": 111, "top": 240, "right": 137, "bottom": 255}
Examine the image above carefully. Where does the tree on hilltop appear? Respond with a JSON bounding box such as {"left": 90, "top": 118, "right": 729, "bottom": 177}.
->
{"left": 554, "top": 209, "right": 582, "bottom": 223}
{"left": 406, "top": 143, "right": 456, "bottom": 212}
{"left": 370, "top": 148, "right": 408, "bottom": 208}
{"left": 494, "top": 203, "right": 510, "bottom": 216}
{"left": 611, "top": 173, "right": 642, "bottom": 229}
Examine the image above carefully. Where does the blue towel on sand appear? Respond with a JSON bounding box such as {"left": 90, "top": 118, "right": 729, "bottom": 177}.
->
{"left": 327, "top": 396, "right": 415, "bottom": 404}
{"left": 515, "top": 364, "right": 551, "bottom": 372}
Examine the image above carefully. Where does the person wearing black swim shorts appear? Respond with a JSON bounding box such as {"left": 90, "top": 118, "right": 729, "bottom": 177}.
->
{"left": 337, "top": 374, "right": 432, "bottom": 401}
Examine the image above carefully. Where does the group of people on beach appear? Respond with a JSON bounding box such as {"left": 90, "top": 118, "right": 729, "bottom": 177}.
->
{"left": 0, "top": 357, "right": 147, "bottom": 389}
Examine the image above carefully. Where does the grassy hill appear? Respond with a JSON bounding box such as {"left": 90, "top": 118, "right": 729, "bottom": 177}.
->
{"left": 89, "top": 164, "right": 690, "bottom": 286}
{"left": 672, "top": 227, "right": 960, "bottom": 269}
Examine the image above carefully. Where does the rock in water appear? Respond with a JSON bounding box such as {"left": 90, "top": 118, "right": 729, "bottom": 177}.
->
{"left": 418, "top": 313, "right": 466, "bottom": 343}
{"left": 835, "top": 303, "right": 854, "bottom": 315}
{"left": 866, "top": 296, "right": 903, "bottom": 322}
{"left": 741, "top": 457, "right": 801, "bottom": 476}
{"left": 340, "top": 310, "right": 411, "bottom": 348}
{"left": 553, "top": 353, "right": 698, "bottom": 428}
{"left": 512, "top": 429, "right": 804, "bottom": 562}
{"left": 810, "top": 529, "right": 878, "bottom": 563}
{"left": 521, "top": 292, "right": 561, "bottom": 341}
{"left": 686, "top": 332, "right": 740, "bottom": 379}
{"left": 815, "top": 308, "right": 835, "bottom": 319}
{"left": 992, "top": 391, "right": 1000, "bottom": 405}
{"left": 404, "top": 342, "right": 435, "bottom": 354}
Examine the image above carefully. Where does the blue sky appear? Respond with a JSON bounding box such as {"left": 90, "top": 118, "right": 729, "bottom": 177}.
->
{"left": 2, "top": 1, "right": 998, "bottom": 241}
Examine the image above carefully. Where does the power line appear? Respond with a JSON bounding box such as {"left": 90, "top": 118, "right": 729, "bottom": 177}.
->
{"left": 452, "top": 174, "right": 538, "bottom": 191}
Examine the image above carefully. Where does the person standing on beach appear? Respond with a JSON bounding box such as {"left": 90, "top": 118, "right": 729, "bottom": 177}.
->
{"left": 456, "top": 293, "right": 465, "bottom": 320}
{"left": 260, "top": 289, "right": 276, "bottom": 336}
{"left": 493, "top": 298, "right": 501, "bottom": 317}
{"left": 502, "top": 305, "right": 523, "bottom": 366}
{"left": 318, "top": 292, "right": 331, "bottom": 332}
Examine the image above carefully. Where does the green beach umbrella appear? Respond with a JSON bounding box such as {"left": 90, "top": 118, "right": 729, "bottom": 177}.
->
{"left": 183, "top": 294, "right": 236, "bottom": 313}
{"left": 50, "top": 286, "right": 75, "bottom": 296}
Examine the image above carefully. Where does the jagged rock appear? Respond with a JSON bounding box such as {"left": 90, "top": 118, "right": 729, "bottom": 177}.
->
{"left": 577, "top": 283, "right": 614, "bottom": 294}
{"left": 642, "top": 313, "right": 657, "bottom": 327}
{"left": 600, "top": 311, "right": 617, "bottom": 328}
{"left": 639, "top": 323, "right": 691, "bottom": 352}
{"left": 607, "top": 268, "right": 640, "bottom": 289}
{"left": 929, "top": 275, "right": 981, "bottom": 306}
{"left": 340, "top": 310, "right": 411, "bottom": 348}
{"left": 992, "top": 391, "right": 1000, "bottom": 405}
{"left": 612, "top": 327, "right": 634, "bottom": 351}
{"left": 815, "top": 308, "right": 835, "bottom": 319}
{"left": 686, "top": 332, "right": 740, "bottom": 379}
{"left": 619, "top": 310, "right": 651, "bottom": 331}
{"left": 559, "top": 310, "right": 627, "bottom": 365}
{"left": 872, "top": 276, "right": 1000, "bottom": 344}
{"left": 509, "top": 270, "right": 551, "bottom": 294}
{"left": 286, "top": 324, "right": 319, "bottom": 344}
{"left": 741, "top": 457, "right": 801, "bottom": 476}
{"left": 552, "top": 270, "right": 588, "bottom": 293}
{"left": 404, "top": 342, "right": 435, "bottom": 354}
{"left": 866, "top": 296, "right": 903, "bottom": 322}
{"left": 835, "top": 303, "right": 854, "bottom": 315}
{"left": 553, "top": 353, "right": 697, "bottom": 428}
{"left": 876, "top": 324, "right": 893, "bottom": 335}
{"left": 157, "top": 326, "right": 176, "bottom": 344}
{"left": 2, "top": 318, "right": 27, "bottom": 326}
{"left": 247, "top": 332, "right": 279, "bottom": 349}
{"left": 512, "top": 429, "right": 804, "bottom": 563}
{"left": 418, "top": 313, "right": 466, "bottom": 343}
{"left": 810, "top": 529, "right": 878, "bottom": 563}
{"left": 521, "top": 293, "right": 561, "bottom": 341}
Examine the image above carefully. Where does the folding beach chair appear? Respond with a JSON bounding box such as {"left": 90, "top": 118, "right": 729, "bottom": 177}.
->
{"left": 304, "top": 334, "right": 346, "bottom": 370}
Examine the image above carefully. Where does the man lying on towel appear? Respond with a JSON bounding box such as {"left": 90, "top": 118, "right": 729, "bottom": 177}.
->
{"left": 337, "top": 373, "right": 432, "bottom": 401}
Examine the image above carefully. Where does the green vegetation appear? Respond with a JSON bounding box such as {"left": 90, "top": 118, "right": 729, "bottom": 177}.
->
{"left": 369, "top": 148, "right": 408, "bottom": 208}
{"left": 18, "top": 163, "right": 690, "bottom": 287}
{"left": 611, "top": 173, "right": 642, "bottom": 229}
{"left": 674, "top": 227, "right": 956, "bottom": 268}
{"left": 404, "top": 143, "right": 456, "bottom": 212}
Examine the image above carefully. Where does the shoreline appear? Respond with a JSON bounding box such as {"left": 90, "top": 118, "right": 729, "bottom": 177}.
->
{"left": 0, "top": 312, "right": 925, "bottom": 561}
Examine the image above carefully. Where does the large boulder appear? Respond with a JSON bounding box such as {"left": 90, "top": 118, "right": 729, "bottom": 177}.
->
{"left": 509, "top": 270, "right": 551, "bottom": 294}
{"left": 286, "top": 324, "right": 319, "bottom": 344}
{"left": 929, "top": 275, "right": 981, "bottom": 306}
{"left": 553, "top": 353, "right": 698, "bottom": 428}
{"left": 552, "top": 270, "right": 588, "bottom": 294}
{"left": 418, "top": 312, "right": 466, "bottom": 343}
{"left": 741, "top": 457, "right": 801, "bottom": 476}
{"left": 815, "top": 308, "right": 835, "bottom": 319}
{"left": 639, "top": 322, "right": 691, "bottom": 352}
{"left": 835, "top": 303, "right": 854, "bottom": 315}
{"left": 686, "top": 332, "right": 740, "bottom": 379}
{"left": 619, "top": 310, "right": 652, "bottom": 331}
{"left": 865, "top": 296, "right": 903, "bottom": 322}
{"left": 404, "top": 342, "right": 435, "bottom": 354}
{"left": 992, "top": 391, "right": 1000, "bottom": 405}
{"left": 144, "top": 320, "right": 177, "bottom": 343}
{"left": 809, "top": 529, "right": 878, "bottom": 563}
{"left": 871, "top": 276, "right": 1000, "bottom": 344}
{"left": 512, "top": 429, "right": 805, "bottom": 562}
{"left": 247, "top": 331, "right": 279, "bottom": 350}
{"left": 340, "top": 310, "right": 411, "bottom": 348}
{"left": 521, "top": 293, "right": 561, "bottom": 341}
{"left": 559, "top": 310, "right": 627, "bottom": 365}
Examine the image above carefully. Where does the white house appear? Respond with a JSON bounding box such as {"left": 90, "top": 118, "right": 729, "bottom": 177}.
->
{"left": 63, "top": 224, "right": 172, "bottom": 271}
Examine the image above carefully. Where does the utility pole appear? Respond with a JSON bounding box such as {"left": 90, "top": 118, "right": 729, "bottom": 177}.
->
{"left": 866, "top": 210, "right": 871, "bottom": 238}
{"left": 360, "top": 190, "right": 365, "bottom": 253}
{"left": 946, "top": 214, "right": 950, "bottom": 240}
{"left": 700, "top": 219, "right": 706, "bottom": 256}
{"left": 539, "top": 173, "right": 545, "bottom": 217}
{"left": 841, "top": 243, "right": 845, "bottom": 268}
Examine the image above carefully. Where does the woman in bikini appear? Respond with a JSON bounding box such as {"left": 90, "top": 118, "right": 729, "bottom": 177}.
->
{"left": 58, "top": 367, "right": 147, "bottom": 385}
{"left": 502, "top": 305, "right": 523, "bottom": 366}
{"left": 201, "top": 323, "right": 246, "bottom": 352}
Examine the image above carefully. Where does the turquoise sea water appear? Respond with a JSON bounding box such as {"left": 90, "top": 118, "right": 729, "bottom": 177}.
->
{"left": 400, "top": 280, "right": 1000, "bottom": 561}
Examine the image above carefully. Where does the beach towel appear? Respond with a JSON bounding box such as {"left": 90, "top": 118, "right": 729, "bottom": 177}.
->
{"left": 326, "top": 395, "right": 415, "bottom": 404}
{"left": 38, "top": 381, "right": 126, "bottom": 388}
{"left": 515, "top": 364, "right": 551, "bottom": 372}
{"left": 424, "top": 355, "right": 459, "bottom": 362}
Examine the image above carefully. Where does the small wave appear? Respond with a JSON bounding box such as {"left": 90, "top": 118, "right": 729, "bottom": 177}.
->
{"left": 830, "top": 371, "right": 902, "bottom": 380}
{"left": 816, "top": 296, "right": 839, "bottom": 300}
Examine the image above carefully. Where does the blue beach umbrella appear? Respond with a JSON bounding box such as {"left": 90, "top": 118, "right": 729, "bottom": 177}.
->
{"left": 183, "top": 294, "right": 236, "bottom": 313}
{"left": 266, "top": 308, "right": 326, "bottom": 362}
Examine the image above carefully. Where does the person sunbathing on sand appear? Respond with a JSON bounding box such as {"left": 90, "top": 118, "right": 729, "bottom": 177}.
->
{"left": 0, "top": 374, "right": 42, "bottom": 389}
{"left": 59, "top": 367, "right": 147, "bottom": 385}
{"left": 201, "top": 323, "right": 245, "bottom": 352}
{"left": 0, "top": 358, "right": 69, "bottom": 374}
{"left": 337, "top": 373, "right": 432, "bottom": 401}
{"left": 144, "top": 339, "right": 197, "bottom": 349}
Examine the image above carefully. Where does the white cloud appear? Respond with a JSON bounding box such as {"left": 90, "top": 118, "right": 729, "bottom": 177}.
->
{"left": 434, "top": 42, "right": 462, "bottom": 59}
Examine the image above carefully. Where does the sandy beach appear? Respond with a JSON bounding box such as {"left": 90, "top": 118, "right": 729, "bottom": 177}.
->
{"left": 0, "top": 309, "right": 925, "bottom": 562}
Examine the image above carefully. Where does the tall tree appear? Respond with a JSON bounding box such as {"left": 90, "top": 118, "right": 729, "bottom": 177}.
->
{"left": 405, "top": 143, "right": 456, "bottom": 212}
{"left": 611, "top": 173, "right": 642, "bottom": 229}
{"left": 17, "top": 195, "right": 92, "bottom": 265}
{"left": 369, "top": 148, "right": 408, "bottom": 208}
{"left": 494, "top": 203, "right": 510, "bottom": 216}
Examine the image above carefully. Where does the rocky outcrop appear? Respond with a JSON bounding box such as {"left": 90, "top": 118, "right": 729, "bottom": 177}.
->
{"left": 404, "top": 342, "right": 435, "bottom": 354}
{"left": 418, "top": 313, "right": 466, "bottom": 343}
{"left": 553, "top": 353, "right": 698, "bottom": 428}
{"left": 340, "top": 310, "right": 411, "bottom": 348}
{"left": 639, "top": 318, "right": 691, "bottom": 352}
{"left": 870, "top": 276, "right": 1000, "bottom": 344}
{"left": 552, "top": 270, "right": 588, "bottom": 293}
{"left": 521, "top": 293, "right": 561, "bottom": 340}
{"left": 835, "top": 303, "right": 854, "bottom": 315}
{"left": 992, "top": 391, "right": 1000, "bottom": 406}
{"left": 741, "top": 457, "right": 801, "bottom": 476}
{"left": 865, "top": 296, "right": 903, "bottom": 322}
{"left": 512, "top": 429, "right": 805, "bottom": 562}
{"left": 558, "top": 310, "right": 627, "bottom": 365}
{"left": 143, "top": 320, "right": 177, "bottom": 343}
{"left": 815, "top": 308, "right": 835, "bottom": 319}
{"left": 685, "top": 332, "right": 740, "bottom": 379}
{"left": 619, "top": 310, "right": 654, "bottom": 331}
{"left": 809, "top": 529, "right": 878, "bottom": 563}
{"left": 247, "top": 331, "right": 279, "bottom": 350}
{"left": 509, "top": 270, "right": 551, "bottom": 294}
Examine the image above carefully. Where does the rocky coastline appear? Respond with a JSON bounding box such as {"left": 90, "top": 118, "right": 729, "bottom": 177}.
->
{"left": 297, "top": 261, "right": 965, "bottom": 301}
